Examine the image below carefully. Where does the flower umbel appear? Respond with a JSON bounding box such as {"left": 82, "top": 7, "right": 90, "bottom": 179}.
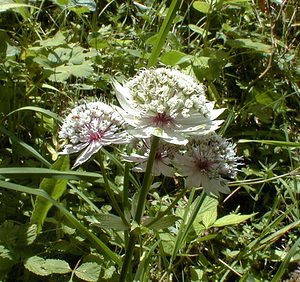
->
{"left": 123, "top": 138, "right": 175, "bottom": 177}
{"left": 174, "top": 132, "right": 242, "bottom": 196}
{"left": 113, "top": 67, "right": 224, "bottom": 145}
{"left": 59, "top": 101, "right": 130, "bottom": 168}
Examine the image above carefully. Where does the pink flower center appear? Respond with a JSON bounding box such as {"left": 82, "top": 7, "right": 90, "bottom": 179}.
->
{"left": 151, "top": 112, "right": 174, "bottom": 127}
{"left": 196, "top": 159, "right": 212, "bottom": 172}
{"left": 89, "top": 131, "right": 105, "bottom": 141}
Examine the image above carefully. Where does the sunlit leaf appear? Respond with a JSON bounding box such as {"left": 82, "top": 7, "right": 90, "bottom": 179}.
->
{"left": 213, "top": 213, "right": 255, "bottom": 227}
{"left": 75, "top": 262, "right": 101, "bottom": 282}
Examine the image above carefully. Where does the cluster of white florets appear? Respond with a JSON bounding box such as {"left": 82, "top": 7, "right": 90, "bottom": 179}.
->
{"left": 58, "top": 67, "right": 242, "bottom": 196}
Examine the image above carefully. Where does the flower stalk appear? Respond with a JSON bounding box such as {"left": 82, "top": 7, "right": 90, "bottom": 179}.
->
{"left": 119, "top": 136, "right": 160, "bottom": 282}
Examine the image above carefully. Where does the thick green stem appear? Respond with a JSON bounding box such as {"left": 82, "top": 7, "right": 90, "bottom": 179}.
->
{"left": 134, "top": 135, "right": 160, "bottom": 223}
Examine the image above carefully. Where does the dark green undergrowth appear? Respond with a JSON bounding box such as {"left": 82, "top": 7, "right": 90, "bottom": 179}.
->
{"left": 0, "top": 0, "right": 299, "bottom": 281}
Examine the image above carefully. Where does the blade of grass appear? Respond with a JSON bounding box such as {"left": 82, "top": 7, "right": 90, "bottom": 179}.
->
{"left": 147, "top": 0, "right": 181, "bottom": 67}
{"left": 0, "top": 125, "right": 51, "bottom": 167}
{"left": 0, "top": 179, "right": 121, "bottom": 266}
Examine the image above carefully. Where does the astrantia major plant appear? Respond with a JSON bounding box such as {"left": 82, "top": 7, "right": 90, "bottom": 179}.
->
{"left": 57, "top": 67, "right": 243, "bottom": 282}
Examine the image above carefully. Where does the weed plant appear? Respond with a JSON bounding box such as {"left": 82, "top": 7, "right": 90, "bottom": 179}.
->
{"left": 0, "top": 0, "right": 299, "bottom": 281}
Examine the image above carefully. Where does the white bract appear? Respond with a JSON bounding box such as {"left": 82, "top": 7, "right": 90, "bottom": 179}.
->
{"left": 123, "top": 138, "right": 175, "bottom": 177}
{"left": 59, "top": 101, "right": 130, "bottom": 168}
{"left": 174, "top": 133, "right": 242, "bottom": 196}
{"left": 113, "top": 67, "right": 224, "bottom": 145}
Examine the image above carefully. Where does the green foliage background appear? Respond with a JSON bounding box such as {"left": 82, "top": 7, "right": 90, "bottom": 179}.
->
{"left": 0, "top": 0, "right": 299, "bottom": 281}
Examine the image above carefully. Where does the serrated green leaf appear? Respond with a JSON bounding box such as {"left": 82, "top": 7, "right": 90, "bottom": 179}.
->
{"left": 202, "top": 210, "right": 218, "bottom": 228}
{"left": 30, "top": 156, "right": 69, "bottom": 233}
{"left": 86, "top": 214, "right": 129, "bottom": 231}
{"left": 38, "top": 32, "right": 66, "bottom": 48}
{"left": 42, "top": 259, "right": 71, "bottom": 274}
{"left": 47, "top": 62, "right": 94, "bottom": 82}
{"left": 75, "top": 262, "right": 101, "bottom": 282}
{"left": 0, "top": 245, "right": 16, "bottom": 271}
{"left": 24, "top": 256, "right": 51, "bottom": 276}
{"left": 193, "top": 1, "right": 211, "bottom": 14}
{"left": 213, "top": 213, "right": 255, "bottom": 227}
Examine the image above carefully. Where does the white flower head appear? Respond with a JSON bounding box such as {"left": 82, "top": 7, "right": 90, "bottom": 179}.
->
{"left": 123, "top": 138, "right": 176, "bottom": 177}
{"left": 59, "top": 101, "right": 130, "bottom": 168}
{"left": 113, "top": 67, "right": 224, "bottom": 145}
{"left": 174, "top": 132, "right": 242, "bottom": 196}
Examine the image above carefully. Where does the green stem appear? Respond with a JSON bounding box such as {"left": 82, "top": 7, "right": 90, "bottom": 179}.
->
{"left": 98, "top": 152, "right": 129, "bottom": 227}
{"left": 119, "top": 136, "right": 160, "bottom": 282}
{"left": 134, "top": 136, "right": 160, "bottom": 223}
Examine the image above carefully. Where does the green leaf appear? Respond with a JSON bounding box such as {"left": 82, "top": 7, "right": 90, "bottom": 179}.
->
{"left": 144, "top": 215, "right": 180, "bottom": 231}
{"left": 42, "top": 259, "right": 71, "bottom": 274}
{"left": 193, "top": 1, "right": 211, "bottom": 14}
{"left": 47, "top": 62, "right": 94, "bottom": 82}
{"left": 75, "top": 262, "right": 101, "bottom": 282}
{"left": 238, "top": 139, "right": 300, "bottom": 148}
{"left": 0, "top": 167, "right": 103, "bottom": 181}
{"left": 213, "top": 213, "right": 255, "bottom": 227}
{"left": 8, "top": 106, "right": 61, "bottom": 122}
{"left": 30, "top": 156, "right": 70, "bottom": 233}
{"left": 227, "top": 38, "right": 272, "bottom": 52}
{"left": 38, "top": 32, "right": 66, "bottom": 48}
{"left": 189, "top": 24, "right": 211, "bottom": 37}
{"left": 24, "top": 256, "right": 51, "bottom": 276}
{"left": 160, "top": 50, "right": 190, "bottom": 66}
{"left": 86, "top": 214, "right": 129, "bottom": 231}
{"left": 24, "top": 256, "right": 71, "bottom": 276}
{"left": 0, "top": 245, "right": 16, "bottom": 271}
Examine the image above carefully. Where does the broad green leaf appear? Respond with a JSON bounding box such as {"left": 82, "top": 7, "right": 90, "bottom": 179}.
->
{"left": 213, "top": 213, "right": 255, "bottom": 227}
{"left": 202, "top": 210, "right": 218, "bottom": 228}
{"left": 41, "top": 259, "right": 71, "bottom": 274}
{"left": 24, "top": 256, "right": 51, "bottom": 276}
{"left": 227, "top": 38, "right": 272, "bottom": 52}
{"left": 30, "top": 156, "right": 70, "bottom": 233}
{"left": 38, "top": 32, "right": 66, "bottom": 48}
{"left": 47, "top": 62, "right": 94, "bottom": 82}
{"left": 144, "top": 215, "right": 180, "bottom": 231}
{"left": 24, "top": 256, "right": 71, "bottom": 276}
{"left": 86, "top": 214, "right": 129, "bottom": 231}
{"left": 160, "top": 50, "right": 190, "bottom": 66}
{"left": 193, "top": 1, "right": 211, "bottom": 14}
{"left": 75, "top": 262, "right": 101, "bottom": 282}
{"left": 0, "top": 245, "right": 16, "bottom": 271}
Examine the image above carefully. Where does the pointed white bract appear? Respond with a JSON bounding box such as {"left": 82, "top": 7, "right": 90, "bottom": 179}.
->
{"left": 173, "top": 132, "right": 242, "bottom": 196}
{"left": 123, "top": 138, "right": 176, "bottom": 177}
{"left": 59, "top": 101, "right": 130, "bottom": 168}
{"left": 113, "top": 68, "right": 225, "bottom": 145}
